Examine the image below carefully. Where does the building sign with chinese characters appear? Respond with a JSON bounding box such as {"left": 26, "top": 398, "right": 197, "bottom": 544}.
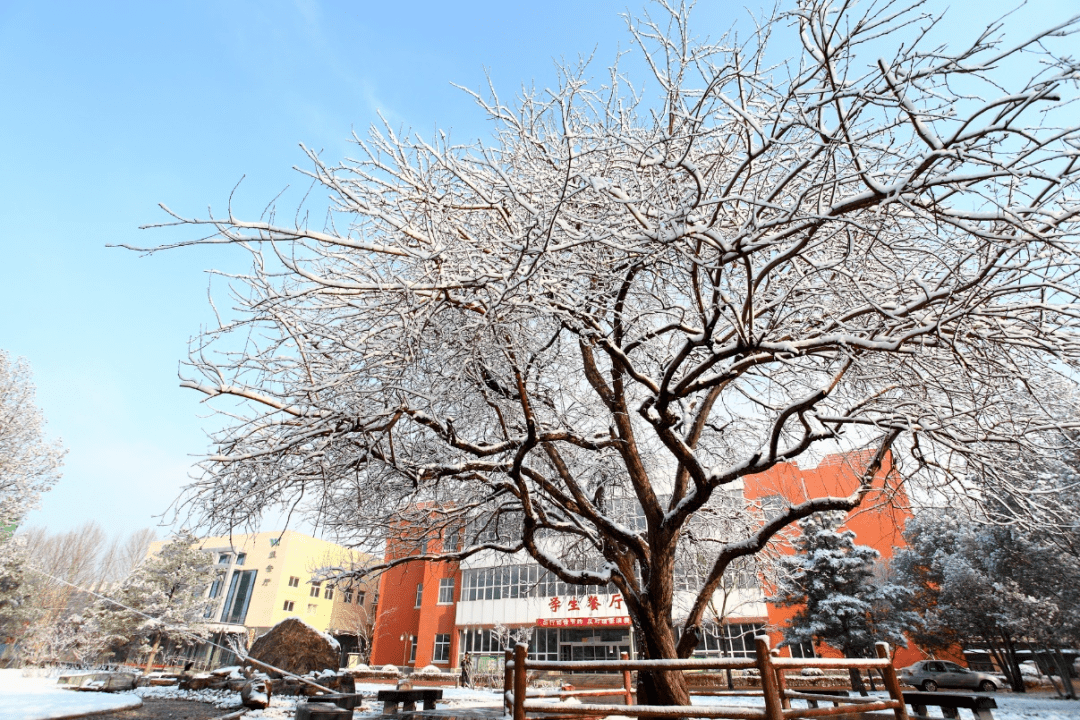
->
{"left": 536, "top": 616, "right": 631, "bottom": 627}
{"left": 535, "top": 594, "right": 629, "bottom": 627}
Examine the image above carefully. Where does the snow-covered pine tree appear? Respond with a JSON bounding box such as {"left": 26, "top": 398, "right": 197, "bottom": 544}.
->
{"left": 87, "top": 530, "right": 217, "bottom": 673}
{"left": 772, "top": 512, "right": 917, "bottom": 694}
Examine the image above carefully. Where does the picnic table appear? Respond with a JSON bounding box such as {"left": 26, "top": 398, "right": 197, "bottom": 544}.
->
{"left": 903, "top": 691, "right": 997, "bottom": 719}
{"left": 378, "top": 688, "right": 444, "bottom": 714}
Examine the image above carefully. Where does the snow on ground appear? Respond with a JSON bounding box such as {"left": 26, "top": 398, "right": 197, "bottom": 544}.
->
{"left": 689, "top": 690, "right": 1080, "bottom": 720}
{"left": 12, "top": 672, "right": 1079, "bottom": 720}
{"left": 0, "top": 668, "right": 142, "bottom": 720}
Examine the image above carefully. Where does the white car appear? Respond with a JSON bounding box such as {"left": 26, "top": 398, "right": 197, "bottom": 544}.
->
{"left": 899, "top": 660, "right": 1000, "bottom": 692}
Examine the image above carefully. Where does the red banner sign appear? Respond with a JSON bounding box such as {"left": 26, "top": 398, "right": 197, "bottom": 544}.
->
{"left": 536, "top": 616, "right": 631, "bottom": 627}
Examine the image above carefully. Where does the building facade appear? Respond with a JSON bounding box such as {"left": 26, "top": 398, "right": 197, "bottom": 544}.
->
{"left": 147, "top": 529, "right": 378, "bottom": 669}
{"left": 369, "top": 450, "right": 922, "bottom": 671}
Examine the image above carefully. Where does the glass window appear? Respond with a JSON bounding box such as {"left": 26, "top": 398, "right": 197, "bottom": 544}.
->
{"left": 410, "top": 636, "right": 417, "bottom": 663}
{"left": 310, "top": 582, "right": 321, "bottom": 598}
{"left": 288, "top": 576, "right": 300, "bottom": 587}
{"left": 307, "top": 603, "right": 317, "bottom": 614}
{"left": 220, "top": 569, "right": 258, "bottom": 624}
{"left": 235, "top": 553, "right": 246, "bottom": 566}
{"left": 344, "top": 589, "right": 353, "bottom": 604}
{"left": 218, "top": 553, "right": 231, "bottom": 565}
{"left": 357, "top": 591, "right": 366, "bottom": 606}
{"left": 444, "top": 529, "right": 459, "bottom": 552}
{"left": 438, "top": 578, "right": 455, "bottom": 604}
{"left": 433, "top": 634, "right": 451, "bottom": 662}
{"left": 415, "top": 583, "right": 424, "bottom": 607}
{"left": 324, "top": 586, "right": 334, "bottom": 600}
{"left": 283, "top": 600, "right": 295, "bottom": 612}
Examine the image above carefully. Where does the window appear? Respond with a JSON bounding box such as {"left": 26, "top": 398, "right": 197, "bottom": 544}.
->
{"left": 344, "top": 589, "right": 353, "bottom": 604}
{"left": 268, "top": 550, "right": 276, "bottom": 559}
{"left": 686, "top": 622, "right": 765, "bottom": 659}
{"left": 438, "top": 578, "right": 455, "bottom": 604}
{"left": 420, "top": 539, "right": 428, "bottom": 554}
{"left": 409, "top": 635, "right": 417, "bottom": 663}
{"left": 433, "top": 634, "right": 451, "bottom": 663}
{"left": 444, "top": 529, "right": 459, "bottom": 552}
{"left": 529, "top": 627, "right": 559, "bottom": 661}
{"left": 415, "top": 583, "right": 423, "bottom": 607}
{"left": 219, "top": 569, "right": 258, "bottom": 625}
{"left": 205, "top": 574, "right": 225, "bottom": 618}
{"left": 307, "top": 603, "right": 318, "bottom": 614}
{"left": 789, "top": 641, "right": 815, "bottom": 659}
{"left": 269, "top": 537, "right": 280, "bottom": 546}
{"left": 289, "top": 576, "right": 300, "bottom": 588}
{"left": 461, "top": 564, "right": 612, "bottom": 601}
{"left": 283, "top": 600, "right": 295, "bottom": 612}
{"left": 357, "top": 591, "right": 367, "bottom": 606}
{"left": 218, "top": 553, "right": 231, "bottom": 565}
{"left": 324, "top": 586, "right": 334, "bottom": 600}
{"left": 460, "top": 628, "right": 506, "bottom": 656}
{"left": 235, "top": 553, "right": 246, "bottom": 566}
{"left": 310, "top": 582, "right": 322, "bottom": 598}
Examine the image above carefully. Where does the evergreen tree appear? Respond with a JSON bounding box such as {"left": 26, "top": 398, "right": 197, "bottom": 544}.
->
{"left": 772, "top": 512, "right": 918, "bottom": 694}
{"left": 892, "top": 511, "right": 1080, "bottom": 696}
{"left": 87, "top": 530, "right": 217, "bottom": 673}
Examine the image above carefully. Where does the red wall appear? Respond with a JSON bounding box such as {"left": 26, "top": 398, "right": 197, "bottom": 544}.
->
{"left": 743, "top": 450, "right": 924, "bottom": 667}
{"left": 370, "top": 537, "right": 461, "bottom": 670}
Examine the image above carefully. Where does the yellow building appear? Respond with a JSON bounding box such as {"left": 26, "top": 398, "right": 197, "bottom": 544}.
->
{"left": 147, "top": 529, "right": 377, "bottom": 669}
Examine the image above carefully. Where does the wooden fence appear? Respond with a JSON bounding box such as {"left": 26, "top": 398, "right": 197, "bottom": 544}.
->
{"left": 503, "top": 636, "right": 909, "bottom": 720}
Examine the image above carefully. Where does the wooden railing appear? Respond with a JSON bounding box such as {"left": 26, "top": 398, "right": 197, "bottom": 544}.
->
{"left": 504, "top": 636, "right": 909, "bottom": 720}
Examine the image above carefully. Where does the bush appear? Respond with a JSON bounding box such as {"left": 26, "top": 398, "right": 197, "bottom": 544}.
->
{"left": 380, "top": 665, "right": 400, "bottom": 674}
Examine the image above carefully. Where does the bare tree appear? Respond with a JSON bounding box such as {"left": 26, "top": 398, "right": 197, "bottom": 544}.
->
{"left": 137, "top": 0, "right": 1080, "bottom": 704}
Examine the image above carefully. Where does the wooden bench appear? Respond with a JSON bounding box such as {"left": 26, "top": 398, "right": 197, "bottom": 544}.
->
{"left": 378, "top": 688, "right": 444, "bottom": 714}
{"left": 902, "top": 691, "right": 997, "bottom": 720}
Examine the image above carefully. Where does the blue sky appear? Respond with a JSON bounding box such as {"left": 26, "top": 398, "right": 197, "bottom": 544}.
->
{"left": 1, "top": 0, "right": 1074, "bottom": 539}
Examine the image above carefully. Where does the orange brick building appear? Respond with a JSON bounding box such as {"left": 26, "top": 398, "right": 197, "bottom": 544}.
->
{"left": 370, "top": 449, "right": 924, "bottom": 671}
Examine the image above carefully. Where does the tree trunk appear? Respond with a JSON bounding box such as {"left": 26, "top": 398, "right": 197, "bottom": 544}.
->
{"left": 144, "top": 634, "right": 162, "bottom": 676}
{"left": 848, "top": 667, "right": 868, "bottom": 696}
{"left": 986, "top": 639, "right": 1018, "bottom": 692}
{"left": 1001, "top": 632, "right": 1027, "bottom": 694}
{"left": 634, "top": 617, "right": 692, "bottom": 706}
{"left": 1054, "top": 648, "right": 1076, "bottom": 699}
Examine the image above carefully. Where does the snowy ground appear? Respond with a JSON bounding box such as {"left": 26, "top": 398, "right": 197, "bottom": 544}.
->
{"left": 0, "top": 668, "right": 143, "bottom": 720}
{"left": 6, "top": 672, "right": 1080, "bottom": 720}
{"left": 139, "top": 682, "right": 1080, "bottom": 720}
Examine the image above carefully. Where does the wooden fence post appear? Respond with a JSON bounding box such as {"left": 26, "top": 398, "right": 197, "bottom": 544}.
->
{"left": 876, "top": 642, "right": 910, "bottom": 720}
{"left": 755, "top": 636, "right": 783, "bottom": 720}
{"left": 771, "top": 648, "right": 790, "bottom": 710}
{"left": 621, "top": 652, "right": 633, "bottom": 706}
{"left": 513, "top": 643, "right": 528, "bottom": 720}
{"left": 504, "top": 648, "right": 514, "bottom": 716}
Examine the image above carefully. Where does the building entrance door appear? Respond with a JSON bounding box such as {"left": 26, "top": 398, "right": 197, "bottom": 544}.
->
{"left": 558, "top": 628, "right": 632, "bottom": 663}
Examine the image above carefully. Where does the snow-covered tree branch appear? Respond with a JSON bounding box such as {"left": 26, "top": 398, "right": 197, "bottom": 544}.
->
{"left": 139, "top": 0, "right": 1080, "bottom": 704}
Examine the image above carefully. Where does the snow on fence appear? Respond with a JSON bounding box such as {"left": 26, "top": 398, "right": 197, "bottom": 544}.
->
{"left": 503, "top": 636, "right": 909, "bottom": 720}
